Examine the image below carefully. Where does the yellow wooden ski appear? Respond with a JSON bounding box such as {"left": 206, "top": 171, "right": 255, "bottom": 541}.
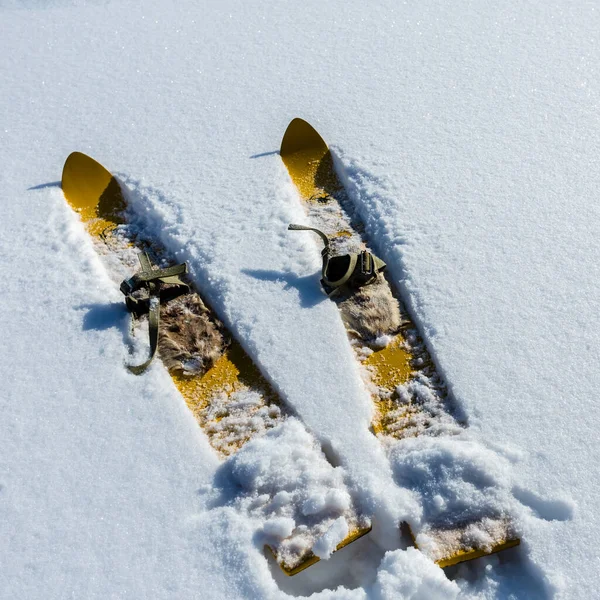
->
{"left": 61, "top": 151, "right": 371, "bottom": 575}
{"left": 280, "top": 119, "right": 520, "bottom": 568}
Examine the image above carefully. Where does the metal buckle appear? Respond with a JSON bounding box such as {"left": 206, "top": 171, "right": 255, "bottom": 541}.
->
{"left": 360, "top": 252, "right": 374, "bottom": 277}
{"left": 120, "top": 276, "right": 138, "bottom": 296}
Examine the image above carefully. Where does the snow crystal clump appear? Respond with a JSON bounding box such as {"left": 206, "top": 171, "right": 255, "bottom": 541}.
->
{"left": 312, "top": 516, "right": 349, "bottom": 559}
{"left": 372, "top": 334, "right": 394, "bottom": 349}
{"left": 201, "top": 388, "right": 285, "bottom": 456}
{"left": 302, "top": 489, "right": 351, "bottom": 515}
{"left": 226, "top": 418, "right": 367, "bottom": 570}
{"left": 381, "top": 372, "right": 460, "bottom": 439}
{"left": 388, "top": 436, "right": 517, "bottom": 562}
{"left": 389, "top": 435, "right": 513, "bottom": 526}
{"left": 371, "top": 548, "right": 459, "bottom": 600}
{"left": 262, "top": 517, "right": 295, "bottom": 539}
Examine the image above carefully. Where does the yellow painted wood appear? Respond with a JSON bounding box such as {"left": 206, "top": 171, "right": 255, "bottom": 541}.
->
{"left": 174, "top": 341, "right": 265, "bottom": 412}
{"left": 62, "top": 154, "right": 265, "bottom": 442}
{"left": 280, "top": 120, "right": 521, "bottom": 566}
{"left": 280, "top": 118, "right": 341, "bottom": 199}
{"left": 280, "top": 119, "right": 414, "bottom": 414}
{"left": 62, "top": 152, "right": 126, "bottom": 236}
{"left": 173, "top": 341, "right": 282, "bottom": 454}
{"left": 273, "top": 525, "right": 372, "bottom": 576}
{"left": 364, "top": 336, "right": 412, "bottom": 393}
{"left": 61, "top": 151, "right": 366, "bottom": 575}
{"left": 436, "top": 537, "right": 521, "bottom": 568}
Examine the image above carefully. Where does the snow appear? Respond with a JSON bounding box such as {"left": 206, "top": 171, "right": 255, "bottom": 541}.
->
{"left": 370, "top": 548, "right": 459, "bottom": 600}
{"left": 1, "top": 0, "right": 598, "bottom": 598}
{"left": 200, "top": 388, "right": 285, "bottom": 457}
{"left": 223, "top": 418, "right": 366, "bottom": 571}
{"left": 312, "top": 518, "right": 349, "bottom": 560}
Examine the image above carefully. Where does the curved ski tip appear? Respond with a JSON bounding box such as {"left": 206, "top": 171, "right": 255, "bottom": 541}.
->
{"left": 63, "top": 151, "right": 107, "bottom": 171}
{"left": 62, "top": 151, "right": 84, "bottom": 186}
{"left": 62, "top": 151, "right": 111, "bottom": 188}
{"left": 285, "top": 117, "right": 311, "bottom": 130}
{"left": 61, "top": 151, "right": 115, "bottom": 215}
{"left": 281, "top": 118, "right": 328, "bottom": 156}
{"left": 65, "top": 151, "right": 90, "bottom": 162}
{"left": 62, "top": 151, "right": 94, "bottom": 175}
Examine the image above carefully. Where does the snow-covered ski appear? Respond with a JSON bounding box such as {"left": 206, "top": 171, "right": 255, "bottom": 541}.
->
{"left": 61, "top": 151, "right": 371, "bottom": 576}
{"left": 280, "top": 118, "right": 520, "bottom": 568}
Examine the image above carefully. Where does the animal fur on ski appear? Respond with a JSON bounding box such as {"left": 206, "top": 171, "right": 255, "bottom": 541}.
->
{"left": 129, "top": 286, "right": 229, "bottom": 376}
{"left": 159, "top": 294, "right": 229, "bottom": 375}
{"left": 337, "top": 274, "right": 403, "bottom": 342}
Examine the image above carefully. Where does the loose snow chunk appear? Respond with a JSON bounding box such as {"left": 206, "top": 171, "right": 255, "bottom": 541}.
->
{"left": 395, "top": 377, "right": 438, "bottom": 407}
{"left": 200, "top": 388, "right": 286, "bottom": 456}
{"left": 225, "top": 419, "right": 363, "bottom": 570}
{"left": 372, "top": 549, "right": 459, "bottom": 600}
{"left": 270, "top": 491, "right": 292, "bottom": 509}
{"left": 262, "top": 517, "right": 295, "bottom": 540}
{"left": 372, "top": 334, "right": 394, "bottom": 349}
{"left": 312, "top": 516, "right": 349, "bottom": 559}
{"left": 229, "top": 419, "right": 347, "bottom": 495}
{"left": 302, "top": 489, "right": 351, "bottom": 516}
{"left": 390, "top": 436, "right": 513, "bottom": 536}
{"left": 432, "top": 494, "right": 446, "bottom": 512}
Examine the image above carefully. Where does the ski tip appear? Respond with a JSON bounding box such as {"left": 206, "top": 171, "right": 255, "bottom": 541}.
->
{"left": 62, "top": 151, "right": 111, "bottom": 192}
{"left": 62, "top": 152, "right": 82, "bottom": 189}
{"left": 62, "top": 150, "right": 95, "bottom": 175}
{"left": 281, "top": 118, "right": 328, "bottom": 157}
{"left": 284, "top": 117, "right": 311, "bottom": 131}
{"left": 61, "top": 151, "right": 124, "bottom": 227}
{"left": 64, "top": 150, "right": 90, "bottom": 163}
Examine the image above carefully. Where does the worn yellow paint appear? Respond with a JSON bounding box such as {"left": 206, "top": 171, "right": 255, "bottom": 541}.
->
{"left": 272, "top": 525, "right": 373, "bottom": 576}
{"left": 173, "top": 341, "right": 272, "bottom": 426}
{"left": 366, "top": 337, "right": 415, "bottom": 436}
{"left": 364, "top": 337, "right": 412, "bottom": 393}
{"left": 61, "top": 151, "right": 367, "bottom": 575}
{"left": 436, "top": 537, "right": 521, "bottom": 568}
{"left": 62, "top": 152, "right": 126, "bottom": 236}
{"left": 281, "top": 119, "right": 414, "bottom": 406}
{"left": 333, "top": 230, "right": 353, "bottom": 238}
{"left": 281, "top": 120, "right": 521, "bottom": 566}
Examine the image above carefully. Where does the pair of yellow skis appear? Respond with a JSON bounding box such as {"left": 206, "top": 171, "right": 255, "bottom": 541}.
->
{"left": 61, "top": 118, "right": 519, "bottom": 575}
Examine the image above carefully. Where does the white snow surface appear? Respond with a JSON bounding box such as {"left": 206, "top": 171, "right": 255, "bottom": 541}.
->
{"left": 1, "top": 0, "right": 597, "bottom": 598}
{"left": 370, "top": 548, "right": 459, "bottom": 600}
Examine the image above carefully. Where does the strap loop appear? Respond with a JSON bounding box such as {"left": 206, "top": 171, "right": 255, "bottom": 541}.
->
{"left": 288, "top": 224, "right": 386, "bottom": 294}
{"left": 288, "top": 224, "right": 330, "bottom": 254}
{"left": 126, "top": 296, "right": 161, "bottom": 375}
{"left": 120, "top": 262, "right": 188, "bottom": 297}
{"left": 121, "top": 252, "right": 189, "bottom": 374}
